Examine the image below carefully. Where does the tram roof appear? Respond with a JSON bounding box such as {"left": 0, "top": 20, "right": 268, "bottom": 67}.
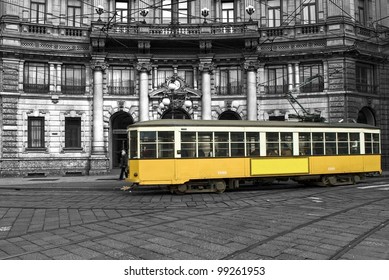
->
{"left": 128, "top": 119, "right": 379, "bottom": 130}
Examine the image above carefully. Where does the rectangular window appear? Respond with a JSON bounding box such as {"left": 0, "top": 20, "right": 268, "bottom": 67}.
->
{"left": 61, "top": 64, "right": 86, "bottom": 94}
{"left": 107, "top": 67, "right": 135, "bottom": 95}
{"left": 365, "top": 133, "right": 380, "bottom": 154}
{"left": 31, "top": 1, "right": 46, "bottom": 24}
{"left": 140, "top": 131, "right": 175, "bottom": 158}
{"left": 28, "top": 117, "right": 45, "bottom": 149}
{"left": 65, "top": 117, "right": 81, "bottom": 148}
{"left": 198, "top": 132, "right": 213, "bottom": 157}
{"left": 300, "top": 63, "right": 324, "bottom": 93}
{"left": 246, "top": 132, "right": 260, "bottom": 156}
{"left": 299, "top": 132, "right": 311, "bottom": 155}
{"left": 178, "top": 1, "right": 188, "bottom": 24}
{"left": 302, "top": 1, "right": 316, "bottom": 24}
{"left": 67, "top": 0, "right": 81, "bottom": 27}
{"left": 215, "top": 67, "right": 243, "bottom": 95}
{"left": 24, "top": 62, "right": 49, "bottom": 93}
{"left": 357, "top": 0, "right": 366, "bottom": 25}
{"left": 157, "top": 69, "right": 174, "bottom": 87}
{"left": 129, "top": 130, "right": 138, "bottom": 158}
{"left": 181, "top": 132, "right": 196, "bottom": 158}
{"left": 177, "top": 69, "right": 193, "bottom": 88}
{"left": 158, "top": 131, "right": 174, "bottom": 158}
{"left": 231, "top": 132, "right": 245, "bottom": 157}
{"left": 356, "top": 63, "right": 375, "bottom": 94}
{"left": 215, "top": 132, "right": 229, "bottom": 157}
{"left": 116, "top": 1, "right": 129, "bottom": 23}
{"left": 268, "top": 0, "right": 281, "bottom": 27}
{"left": 265, "top": 65, "right": 288, "bottom": 94}
{"left": 266, "top": 132, "right": 293, "bottom": 156}
{"left": 162, "top": 0, "right": 172, "bottom": 24}
{"left": 222, "top": 1, "right": 235, "bottom": 23}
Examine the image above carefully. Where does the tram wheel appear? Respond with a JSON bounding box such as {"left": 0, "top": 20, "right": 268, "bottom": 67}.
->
{"left": 213, "top": 180, "right": 227, "bottom": 193}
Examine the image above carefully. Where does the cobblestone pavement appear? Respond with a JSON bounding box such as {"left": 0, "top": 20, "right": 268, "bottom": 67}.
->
{"left": 0, "top": 175, "right": 388, "bottom": 260}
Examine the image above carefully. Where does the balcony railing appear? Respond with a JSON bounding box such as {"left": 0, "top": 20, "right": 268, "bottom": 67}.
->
{"left": 215, "top": 84, "right": 244, "bottom": 95}
{"left": 61, "top": 85, "right": 86, "bottom": 94}
{"left": 23, "top": 84, "right": 49, "bottom": 93}
{"left": 20, "top": 22, "right": 89, "bottom": 37}
{"left": 264, "top": 85, "right": 289, "bottom": 95}
{"left": 107, "top": 86, "right": 136, "bottom": 95}
{"left": 106, "top": 21, "right": 259, "bottom": 37}
{"left": 300, "top": 83, "right": 324, "bottom": 93}
{"left": 356, "top": 83, "right": 376, "bottom": 94}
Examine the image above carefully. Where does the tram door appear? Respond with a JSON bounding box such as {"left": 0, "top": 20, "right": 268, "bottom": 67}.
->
{"left": 111, "top": 112, "right": 133, "bottom": 168}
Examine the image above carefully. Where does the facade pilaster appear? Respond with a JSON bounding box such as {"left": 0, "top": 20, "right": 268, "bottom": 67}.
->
{"left": 90, "top": 59, "right": 107, "bottom": 155}
{"left": 136, "top": 58, "right": 152, "bottom": 122}
{"left": 198, "top": 56, "right": 215, "bottom": 120}
{"left": 244, "top": 58, "right": 260, "bottom": 121}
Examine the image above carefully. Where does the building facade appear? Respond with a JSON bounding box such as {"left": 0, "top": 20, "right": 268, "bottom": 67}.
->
{"left": 1, "top": 0, "right": 389, "bottom": 177}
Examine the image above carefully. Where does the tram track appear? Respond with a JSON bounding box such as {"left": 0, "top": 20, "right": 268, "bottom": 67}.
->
{"left": 0, "top": 180, "right": 388, "bottom": 260}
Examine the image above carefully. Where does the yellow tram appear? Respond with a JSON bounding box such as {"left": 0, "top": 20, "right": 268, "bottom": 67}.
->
{"left": 126, "top": 120, "right": 381, "bottom": 193}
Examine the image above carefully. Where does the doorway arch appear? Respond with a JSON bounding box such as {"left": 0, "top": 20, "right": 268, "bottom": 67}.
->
{"left": 219, "top": 110, "right": 242, "bottom": 120}
{"left": 357, "top": 106, "right": 376, "bottom": 126}
{"left": 110, "top": 111, "right": 134, "bottom": 168}
{"left": 161, "top": 108, "right": 191, "bottom": 119}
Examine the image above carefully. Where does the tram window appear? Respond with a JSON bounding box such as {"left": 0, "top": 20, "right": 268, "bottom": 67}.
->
{"left": 198, "top": 132, "right": 213, "bottom": 157}
{"left": 312, "top": 133, "right": 324, "bottom": 155}
{"left": 365, "top": 133, "right": 372, "bottom": 154}
{"left": 280, "top": 132, "right": 293, "bottom": 156}
{"left": 129, "top": 130, "right": 138, "bottom": 158}
{"left": 299, "top": 133, "right": 311, "bottom": 155}
{"left": 373, "top": 133, "right": 380, "bottom": 154}
{"left": 350, "top": 133, "right": 360, "bottom": 154}
{"left": 215, "top": 132, "right": 229, "bottom": 157}
{"left": 325, "top": 133, "right": 336, "bottom": 155}
{"left": 266, "top": 132, "right": 279, "bottom": 156}
{"left": 158, "top": 131, "right": 174, "bottom": 158}
{"left": 337, "top": 133, "right": 349, "bottom": 155}
{"left": 231, "top": 132, "right": 244, "bottom": 157}
{"left": 140, "top": 131, "right": 156, "bottom": 158}
{"left": 246, "top": 132, "right": 260, "bottom": 156}
{"left": 141, "top": 143, "right": 156, "bottom": 158}
{"left": 181, "top": 132, "right": 196, "bottom": 158}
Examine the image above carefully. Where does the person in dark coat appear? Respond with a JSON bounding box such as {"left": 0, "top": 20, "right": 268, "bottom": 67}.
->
{"left": 119, "top": 149, "right": 128, "bottom": 180}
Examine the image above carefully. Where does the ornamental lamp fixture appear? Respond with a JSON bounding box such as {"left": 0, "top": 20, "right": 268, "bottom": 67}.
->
{"left": 140, "top": 9, "right": 149, "bottom": 24}
{"left": 95, "top": 5, "right": 104, "bottom": 21}
{"left": 245, "top": 5, "right": 255, "bottom": 22}
{"left": 201, "top": 7, "right": 210, "bottom": 24}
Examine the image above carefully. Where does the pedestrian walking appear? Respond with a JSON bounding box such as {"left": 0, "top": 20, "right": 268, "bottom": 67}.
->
{"left": 119, "top": 149, "right": 128, "bottom": 180}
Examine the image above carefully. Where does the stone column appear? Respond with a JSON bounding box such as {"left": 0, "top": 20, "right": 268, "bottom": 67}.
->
{"left": 56, "top": 63, "right": 62, "bottom": 93}
{"left": 294, "top": 63, "right": 300, "bottom": 92}
{"left": 49, "top": 63, "right": 56, "bottom": 92}
{"left": 89, "top": 58, "right": 109, "bottom": 175}
{"left": 288, "top": 63, "right": 294, "bottom": 91}
{"left": 136, "top": 58, "right": 152, "bottom": 122}
{"left": 90, "top": 60, "right": 107, "bottom": 155}
{"left": 193, "top": 66, "right": 198, "bottom": 90}
{"left": 198, "top": 56, "right": 214, "bottom": 120}
{"left": 244, "top": 58, "right": 259, "bottom": 121}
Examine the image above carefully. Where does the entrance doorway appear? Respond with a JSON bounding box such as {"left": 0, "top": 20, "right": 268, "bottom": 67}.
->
{"left": 161, "top": 108, "right": 191, "bottom": 119}
{"left": 110, "top": 112, "right": 134, "bottom": 168}
{"left": 219, "top": 110, "right": 242, "bottom": 120}
{"left": 357, "top": 107, "right": 376, "bottom": 126}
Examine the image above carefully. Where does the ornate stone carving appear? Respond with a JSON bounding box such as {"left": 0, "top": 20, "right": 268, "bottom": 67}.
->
{"left": 198, "top": 62, "right": 215, "bottom": 73}
{"left": 90, "top": 60, "right": 108, "bottom": 71}
{"left": 136, "top": 62, "right": 152, "bottom": 72}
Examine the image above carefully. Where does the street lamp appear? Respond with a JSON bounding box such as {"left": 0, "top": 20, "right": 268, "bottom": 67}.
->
{"left": 95, "top": 5, "right": 104, "bottom": 22}
{"left": 140, "top": 9, "right": 149, "bottom": 24}
{"left": 159, "top": 78, "right": 192, "bottom": 119}
{"left": 245, "top": 5, "right": 255, "bottom": 22}
{"left": 201, "top": 7, "right": 209, "bottom": 24}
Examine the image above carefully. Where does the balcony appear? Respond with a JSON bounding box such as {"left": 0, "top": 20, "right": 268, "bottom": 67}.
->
{"left": 61, "top": 85, "right": 86, "bottom": 95}
{"left": 107, "top": 86, "right": 136, "bottom": 96}
{"left": 23, "top": 84, "right": 49, "bottom": 93}
{"left": 300, "top": 83, "right": 324, "bottom": 93}
{"left": 215, "top": 84, "right": 244, "bottom": 95}
{"left": 94, "top": 21, "right": 259, "bottom": 40}
{"left": 264, "top": 85, "right": 289, "bottom": 95}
